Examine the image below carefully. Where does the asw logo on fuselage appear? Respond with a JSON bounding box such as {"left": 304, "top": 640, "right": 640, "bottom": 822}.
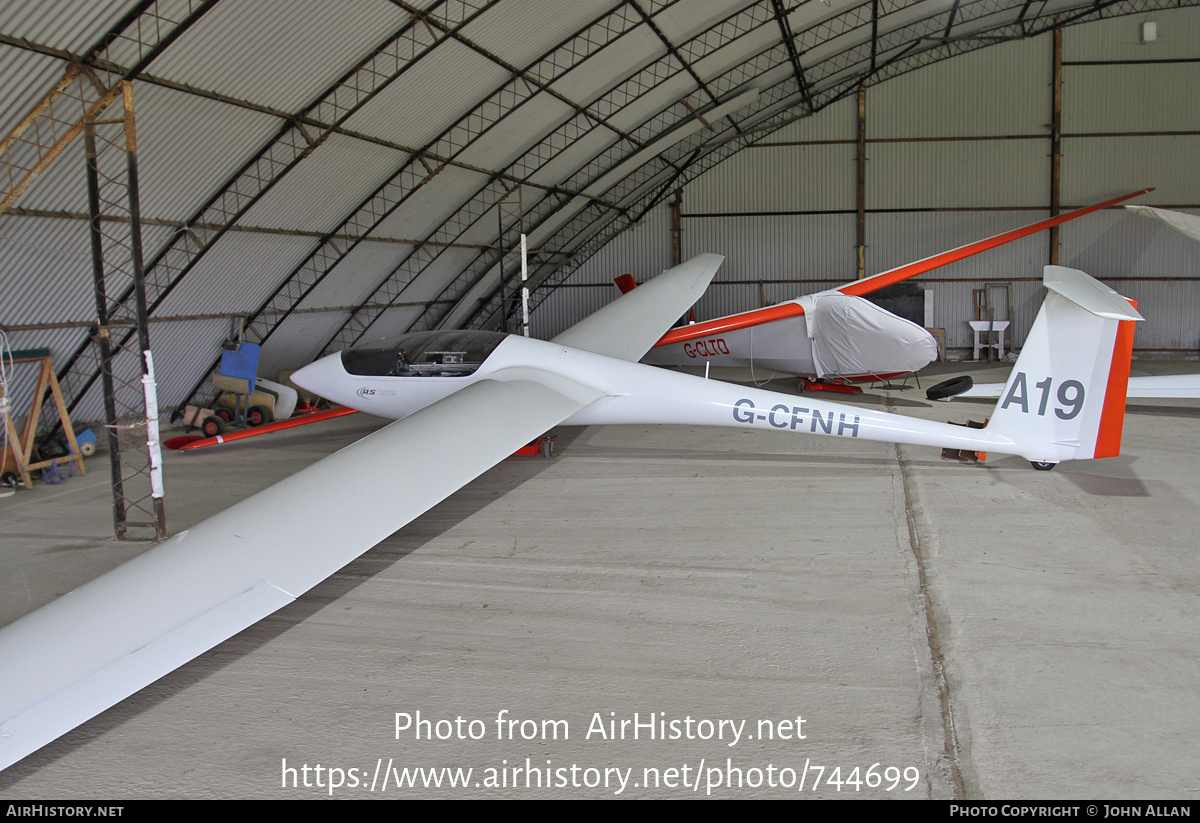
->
{"left": 1001, "top": 372, "right": 1085, "bottom": 419}
{"left": 683, "top": 338, "right": 729, "bottom": 358}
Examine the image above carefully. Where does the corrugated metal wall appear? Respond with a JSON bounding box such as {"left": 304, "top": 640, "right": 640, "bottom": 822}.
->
{"left": 539, "top": 9, "right": 1199, "bottom": 354}
{"left": 5, "top": 4, "right": 1199, "bottom": 429}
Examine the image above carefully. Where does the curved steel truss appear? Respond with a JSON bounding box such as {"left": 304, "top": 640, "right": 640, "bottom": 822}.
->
{"left": 0, "top": 0, "right": 1193, "bottom": 413}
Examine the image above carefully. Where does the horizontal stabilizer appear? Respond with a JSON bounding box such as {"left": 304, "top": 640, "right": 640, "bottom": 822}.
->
{"left": 1044, "top": 266, "right": 1144, "bottom": 321}
{"left": 953, "top": 373, "right": 1200, "bottom": 400}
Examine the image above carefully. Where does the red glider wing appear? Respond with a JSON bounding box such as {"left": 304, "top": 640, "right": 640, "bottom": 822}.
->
{"left": 652, "top": 188, "right": 1153, "bottom": 348}
{"left": 175, "top": 407, "right": 358, "bottom": 451}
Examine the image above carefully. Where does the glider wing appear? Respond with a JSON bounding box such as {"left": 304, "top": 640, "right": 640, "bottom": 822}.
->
{"left": 0, "top": 253, "right": 723, "bottom": 771}
{"left": 0, "top": 373, "right": 601, "bottom": 771}
{"left": 554, "top": 253, "right": 723, "bottom": 360}
{"left": 654, "top": 189, "right": 1153, "bottom": 348}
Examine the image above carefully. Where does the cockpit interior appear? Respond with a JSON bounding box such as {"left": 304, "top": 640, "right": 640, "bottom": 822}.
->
{"left": 341, "top": 330, "right": 509, "bottom": 377}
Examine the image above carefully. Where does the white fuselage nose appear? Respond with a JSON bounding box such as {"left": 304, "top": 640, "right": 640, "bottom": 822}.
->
{"left": 291, "top": 351, "right": 469, "bottom": 419}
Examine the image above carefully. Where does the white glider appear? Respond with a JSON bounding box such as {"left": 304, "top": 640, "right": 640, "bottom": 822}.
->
{"left": 646, "top": 190, "right": 1152, "bottom": 384}
{"left": 0, "top": 255, "right": 1140, "bottom": 771}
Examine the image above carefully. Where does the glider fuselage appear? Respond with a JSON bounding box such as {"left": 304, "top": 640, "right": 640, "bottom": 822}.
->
{"left": 294, "top": 331, "right": 1023, "bottom": 458}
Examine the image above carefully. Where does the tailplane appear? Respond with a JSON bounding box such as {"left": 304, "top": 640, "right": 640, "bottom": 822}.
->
{"left": 984, "top": 266, "right": 1142, "bottom": 468}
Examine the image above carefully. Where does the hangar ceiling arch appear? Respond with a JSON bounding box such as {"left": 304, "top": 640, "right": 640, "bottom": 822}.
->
{"left": 0, "top": 0, "right": 1192, "bottom": 414}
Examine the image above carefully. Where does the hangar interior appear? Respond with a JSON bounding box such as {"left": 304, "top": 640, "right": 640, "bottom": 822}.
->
{"left": 1, "top": 0, "right": 1198, "bottom": 799}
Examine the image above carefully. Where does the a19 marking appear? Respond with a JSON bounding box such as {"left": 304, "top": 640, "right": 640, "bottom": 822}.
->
{"left": 1001, "top": 372, "right": 1085, "bottom": 420}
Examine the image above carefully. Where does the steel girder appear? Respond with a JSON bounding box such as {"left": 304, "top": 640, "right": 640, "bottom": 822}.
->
{"left": 83, "top": 84, "right": 169, "bottom": 539}
{"left": 177, "top": 0, "right": 690, "bottom": 404}
{"left": 53, "top": 0, "right": 505, "bottom": 419}
{"left": 398, "top": 0, "right": 932, "bottom": 332}
{"left": 430, "top": 0, "right": 948, "bottom": 331}
{"left": 5, "top": 0, "right": 1194, "bottom": 413}
{"left": 446, "top": 0, "right": 826, "bottom": 330}
{"left": 460, "top": 0, "right": 1200, "bottom": 332}
{"left": 7, "top": 1, "right": 218, "bottom": 427}
{"left": 318, "top": 0, "right": 784, "bottom": 350}
{"left": 769, "top": 0, "right": 815, "bottom": 114}
{"left": 33, "top": 0, "right": 222, "bottom": 413}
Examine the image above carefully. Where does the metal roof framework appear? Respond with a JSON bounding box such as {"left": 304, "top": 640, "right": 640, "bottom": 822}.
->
{"left": 0, "top": 0, "right": 1194, "bottom": 415}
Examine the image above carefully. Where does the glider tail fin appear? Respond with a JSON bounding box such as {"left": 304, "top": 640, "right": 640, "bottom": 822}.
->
{"left": 984, "top": 266, "right": 1142, "bottom": 466}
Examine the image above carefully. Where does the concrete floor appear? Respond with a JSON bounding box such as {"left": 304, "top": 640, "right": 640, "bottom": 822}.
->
{"left": 1, "top": 360, "right": 1197, "bottom": 799}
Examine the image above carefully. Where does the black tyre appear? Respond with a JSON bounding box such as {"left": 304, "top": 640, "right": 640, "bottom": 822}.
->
{"left": 246, "top": 405, "right": 269, "bottom": 427}
{"left": 926, "top": 375, "right": 974, "bottom": 401}
{"left": 200, "top": 417, "right": 224, "bottom": 438}
{"left": 1030, "top": 461, "right": 1057, "bottom": 471}
{"left": 215, "top": 408, "right": 233, "bottom": 423}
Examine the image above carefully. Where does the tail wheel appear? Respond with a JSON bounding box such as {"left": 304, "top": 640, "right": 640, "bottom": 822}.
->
{"left": 247, "top": 406, "right": 269, "bottom": 427}
{"left": 1030, "top": 461, "right": 1057, "bottom": 471}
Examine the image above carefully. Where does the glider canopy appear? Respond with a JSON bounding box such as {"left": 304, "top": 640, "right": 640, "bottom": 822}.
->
{"left": 341, "top": 330, "right": 509, "bottom": 378}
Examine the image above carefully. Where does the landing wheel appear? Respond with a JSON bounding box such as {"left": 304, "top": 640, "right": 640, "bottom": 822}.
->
{"left": 200, "top": 417, "right": 225, "bottom": 438}
{"left": 215, "top": 407, "right": 233, "bottom": 423}
{"left": 247, "top": 405, "right": 269, "bottom": 427}
{"left": 1030, "top": 461, "right": 1057, "bottom": 471}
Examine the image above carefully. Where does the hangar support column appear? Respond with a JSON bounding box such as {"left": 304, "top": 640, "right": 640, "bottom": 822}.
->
{"left": 82, "top": 87, "right": 167, "bottom": 541}
{"left": 856, "top": 82, "right": 868, "bottom": 281}
{"left": 1049, "top": 25, "right": 1063, "bottom": 266}
{"left": 0, "top": 65, "right": 166, "bottom": 540}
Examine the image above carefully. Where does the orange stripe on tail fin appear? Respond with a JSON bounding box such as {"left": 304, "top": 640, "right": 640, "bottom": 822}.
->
{"left": 1094, "top": 303, "right": 1137, "bottom": 459}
